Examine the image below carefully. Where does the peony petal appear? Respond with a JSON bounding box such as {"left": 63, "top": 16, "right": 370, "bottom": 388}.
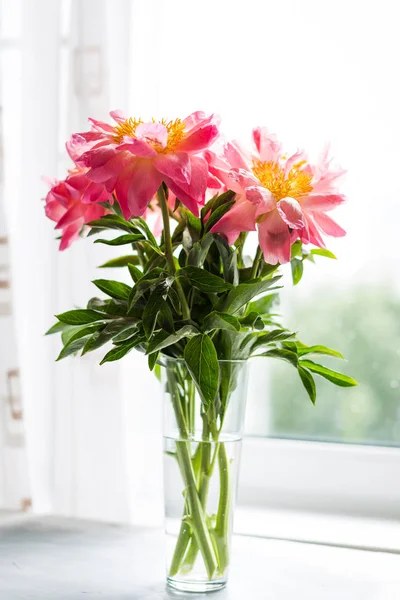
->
{"left": 252, "top": 127, "right": 282, "bottom": 162}
{"left": 301, "top": 213, "right": 326, "bottom": 248}
{"left": 207, "top": 172, "right": 222, "bottom": 189}
{"left": 59, "top": 222, "right": 82, "bottom": 251}
{"left": 83, "top": 203, "right": 107, "bottom": 224}
{"left": 163, "top": 155, "right": 208, "bottom": 216}
{"left": 284, "top": 150, "right": 307, "bottom": 176}
{"left": 257, "top": 209, "right": 291, "bottom": 265}
{"left": 114, "top": 164, "right": 135, "bottom": 219}
{"left": 277, "top": 197, "right": 305, "bottom": 229}
{"left": 87, "top": 151, "right": 131, "bottom": 183}
{"left": 209, "top": 165, "right": 243, "bottom": 194}
{"left": 118, "top": 137, "right": 158, "bottom": 158}
{"left": 55, "top": 202, "right": 84, "bottom": 229}
{"left": 126, "top": 159, "right": 163, "bottom": 218}
{"left": 44, "top": 197, "right": 65, "bottom": 223}
{"left": 211, "top": 200, "right": 257, "bottom": 245}
{"left": 224, "top": 141, "right": 250, "bottom": 170}
{"left": 229, "top": 168, "right": 260, "bottom": 190}
{"left": 183, "top": 111, "right": 220, "bottom": 134}
{"left": 110, "top": 109, "right": 127, "bottom": 124}
{"left": 88, "top": 117, "right": 114, "bottom": 134}
{"left": 246, "top": 186, "right": 276, "bottom": 217}
{"left": 66, "top": 132, "right": 108, "bottom": 163}
{"left": 154, "top": 152, "right": 191, "bottom": 186}
{"left": 177, "top": 124, "right": 219, "bottom": 153}
{"left": 81, "top": 181, "right": 111, "bottom": 204}
{"left": 312, "top": 211, "right": 346, "bottom": 237}
{"left": 136, "top": 122, "right": 168, "bottom": 149}
{"left": 300, "top": 193, "right": 346, "bottom": 211}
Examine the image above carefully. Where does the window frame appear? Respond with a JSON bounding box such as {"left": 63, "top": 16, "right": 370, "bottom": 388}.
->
{"left": 238, "top": 437, "right": 400, "bottom": 520}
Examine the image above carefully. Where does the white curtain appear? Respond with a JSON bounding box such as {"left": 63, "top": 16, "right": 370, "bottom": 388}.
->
{"left": 0, "top": 0, "right": 163, "bottom": 524}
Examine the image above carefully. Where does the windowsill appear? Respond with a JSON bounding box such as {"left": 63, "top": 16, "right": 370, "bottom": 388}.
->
{"left": 1, "top": 515, "right": 399, "bottom": 599}
{"left": 235, "top": 507, "right": 400, "bottom": 554}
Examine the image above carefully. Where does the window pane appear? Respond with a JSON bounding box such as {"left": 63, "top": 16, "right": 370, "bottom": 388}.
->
{"left": 134, "top": 0, "right": 400, "bottom": 447}
{"left": 245, "top": 281, "right": 400, "bottom": 446}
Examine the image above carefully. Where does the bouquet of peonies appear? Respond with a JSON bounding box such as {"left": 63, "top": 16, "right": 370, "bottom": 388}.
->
{"left": 45, "top": 110, "right": 356, "bottom": 591}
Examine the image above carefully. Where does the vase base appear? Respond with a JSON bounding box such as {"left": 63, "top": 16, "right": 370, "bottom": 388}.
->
{"left": 167, "top": 577, "right": 227, "bottom": 594}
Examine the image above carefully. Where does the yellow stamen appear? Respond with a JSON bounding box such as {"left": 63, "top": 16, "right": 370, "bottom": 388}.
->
{"left": 113, "top": 117, "right": 143, "bottom": 143}
{"left": 252, "top": 159, "right": 313, "bottom": 201}
{"left": 112, "top": 117, "right": 186, "bottom": 153}
{"left": 158, "top": 118, "right": 186, "bottom": 152}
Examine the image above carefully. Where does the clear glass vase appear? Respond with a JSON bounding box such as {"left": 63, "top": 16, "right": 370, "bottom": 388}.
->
{"left": 161, "top": 357, "right": 249, "bottom": 593}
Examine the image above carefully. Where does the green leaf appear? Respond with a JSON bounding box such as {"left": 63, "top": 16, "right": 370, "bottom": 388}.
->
{"left": 87, "top": 297, "right": 128, "bottom": 317}
{"left": 127, "top": 271, "right": 169, "bottom": 311}
{"left": 297, "top": 344, "right": 344, "bottom": 359}
{"left": 98, "top": 255, "right": 141, "bottom": 268}
{"left": 82, "top": 320, "right": 135, "bottom": 355}
{"left": 203, "top": 190, "right": 236, "bottom": 219}
{"left": 143, "top": 287, "right": 168, "bottom": 338}
{"left": 290, "top": 240, "right": 303, "bottom": 259}
{"left": 299, "top": 360, "right": 358, "bottom": 387}
{"left": 153, "top": 362, "right": 162, "bottom": 381}
{"left": 250, "top": 329, "right": 295, "bottom": 353}
{"left": 128, "top": 264, "right": 142, "bottom": 283}
{"left": 100, "top": 335, "right": 143, "bottom": 364}
{"left": 239, "top": 312, "right": 264, "bottom": 330}
{"left": 61, "top": 323, "right": 101, "bottom": 346}
{"left": 203, "top": 311, "right": 241, "bottom": 333}
{"left": 146, "top": 325, "right": 199, "bottom": 355}
{"left": 148, "top": 351, "right": 159, "bottom": 371}
{"left": 56, "top": 309, "right": 109, "bottom": 325}
{"left": 131, "top": 217, "right": 158, "bottom": 248}
{"left": 298, "top": 366, "right": 317, "bottom": 404}
{"left": 247, "top": 293, "right": 279, "bottom": 316}
{"left": 220, "top": 277, "right": 282, "bottom": 314}
{"left": 56, "top": 335, "right": 92, "bottom": 361}
{"left": 184, "top": 334, "right": 219, "bottom": 408}
{"left": 158, "top": 299, "right": 174, "bottom": 333}
{"left": 45, "top": 321, "right": 71, "bottom": 335}
{"left": 260, "top": 348, "right": 299, "bottom": 367}
{"left": 179, "top": 266, "right": 233, "bottom": 293}
{"left": 291, "top": 258, "right": 304, "bottom": 286}
{"left": 310, "top": 248, "right": 337, "bottom": 260}
{"left": 187, "top": 233, "right": 215, "bottom": 267}
{"left": 92, "top": 279, "right": 131, "bottom": 300}
{"left": 94, "top": 234, "right": 145, "bottom": 246}
{"left": 204, "top": 201, "right": 235, "bottom": 233}
{"left": 87, "top": 214, "right": 138, "bottom": 234}
{"left": 214, "top": 236, "right": 239, "bottom": 285}
{"left": 112, "top": 324, "right": 138, "bottom": 342}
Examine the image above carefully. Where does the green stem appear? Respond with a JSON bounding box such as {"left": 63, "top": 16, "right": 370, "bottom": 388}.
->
{"left": 181, "top": 415, "right": 212, "bottom": 571}
{"left": 214, "top": 442, "right": 231, "bottom": 574}
{"left": 181, "top": 444, "right": 212, "bottom": 571}
{"left": 250, "top": 245, "right": 263, "bottom": 279}
{"left": 157, "top": 186, "right": 175, "bottom": 274}
{"left": 166, "top": 367, "right": 217, "bottom": 580}
{"left": 175, "top": 441, "right": 217, "bottom": 579}
{"left": 157, "top": 186, "right": 191, "bottom": 320}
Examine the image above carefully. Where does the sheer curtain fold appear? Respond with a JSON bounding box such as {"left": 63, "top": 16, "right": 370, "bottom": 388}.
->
{"left": 0, "top": 0, "right": 163, "bottom": 523}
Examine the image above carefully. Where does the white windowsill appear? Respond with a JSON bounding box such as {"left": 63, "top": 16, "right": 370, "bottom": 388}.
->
{"left": 235, "top": 507, "right": 400, "bottom": 554}
{"left": 1, "top": 515, "right": 399, "bottom": 599}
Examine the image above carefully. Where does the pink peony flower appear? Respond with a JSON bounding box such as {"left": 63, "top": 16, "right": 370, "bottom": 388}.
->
{"left": 44, "top": 169, "right": 111, "bottom": 250}
{"left": 67, "top": 110, "right": 220, "bottom": 220}
{"left": 210, "top": 128, "right": 346, "bottom": 264}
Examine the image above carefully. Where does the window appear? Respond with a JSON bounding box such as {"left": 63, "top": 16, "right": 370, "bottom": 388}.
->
{"left": 1, "top": 0, "right": 398, "bottom": 533}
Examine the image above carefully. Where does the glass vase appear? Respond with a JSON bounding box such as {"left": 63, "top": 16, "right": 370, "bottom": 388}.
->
{"left": 161, "top": 357, "right": 249, "bottom": 593}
